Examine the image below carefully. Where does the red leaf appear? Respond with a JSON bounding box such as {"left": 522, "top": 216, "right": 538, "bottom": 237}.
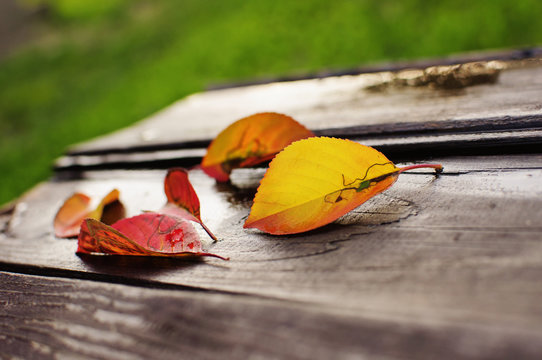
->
{"left": 161, "top": 168, "right": 217, "bottom": 240}
{"left": 164, "top": 168, "right": 201, "bottom": 221}
{"left": 112, "top": 213, "right": 200, "bottom": 253}
{"left": 77, "top": 214, "right": 227, "bottom": 259}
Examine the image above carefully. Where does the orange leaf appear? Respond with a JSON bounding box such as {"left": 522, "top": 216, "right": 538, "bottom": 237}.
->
{"left": 161, "top": 168, "right": 217, "bottom": 240}
{"left": 54, "top": 189, "right": 125, "bottom": 238}
{"left": 244, "top": 137, "right": 442, "bottom": 235}
{"left": 201, "top": 112, "right": 314, "bottom": 182}
{"left": 77, "top": 214, "right": 227, "bottom": 259}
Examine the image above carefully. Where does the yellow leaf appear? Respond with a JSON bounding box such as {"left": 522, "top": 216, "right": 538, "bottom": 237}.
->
{"left": 244, "top": 137, "right": 442, "bottom": 234}
{"left": 87, "top": 189, "right": 122, "bottom": 221}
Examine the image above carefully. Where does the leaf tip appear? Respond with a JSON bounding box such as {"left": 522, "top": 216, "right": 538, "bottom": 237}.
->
{"left": 200, "top": 163, "right": 231, "bottom": 182}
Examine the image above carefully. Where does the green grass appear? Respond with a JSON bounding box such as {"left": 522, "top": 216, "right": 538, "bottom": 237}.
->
{"left": 1, "top": 0, "right": 542, "bottom": 206}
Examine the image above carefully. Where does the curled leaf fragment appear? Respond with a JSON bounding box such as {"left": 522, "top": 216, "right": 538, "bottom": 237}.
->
{"left": 54, "top": 189, "right": 125, "bottom": 238}
{"left": 160, "top": 168, "right": 217, "bottom": 240}
{"left": 244, "top": 137, "right": 442, "bottom": 235}
{"left": 77, "top": 214, "right": 227, "bottom": 260}
{"left": 201, "top": 112, "right": 314, "bottom": 182}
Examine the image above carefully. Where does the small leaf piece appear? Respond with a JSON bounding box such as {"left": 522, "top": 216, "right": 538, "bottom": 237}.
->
{"left": 164, "top": 168, "right": 201, "bottom": 221}
{"left": 162, "top": 168, "right": 217, "bottom": 240}
{"left": 53, "top": 193, "right": 91, "bottom": 238}
{"left": 77, "top": 214, "right": 227, "bottom": 259}
{"left": 201, "top": 112, "right": 314, "bottom": 182}
{"left": 54, "top": 189, "right": 124, "bottom": 238}
{"left": 244, "top": 137, "right": 442, "bottom": 235}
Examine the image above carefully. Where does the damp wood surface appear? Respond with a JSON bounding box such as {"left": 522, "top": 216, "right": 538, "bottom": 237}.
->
{"left": 2, "top": 58, "right": 542, "bottom": 359}
{"left": 2, "top": 155, "right": 542, "bottom": 358}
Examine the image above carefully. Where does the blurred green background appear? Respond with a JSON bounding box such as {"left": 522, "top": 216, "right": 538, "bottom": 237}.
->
{"left": 1, "top": 0, "right": 541, "bottom": 206}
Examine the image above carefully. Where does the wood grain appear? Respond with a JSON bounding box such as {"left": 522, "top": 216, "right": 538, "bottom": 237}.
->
{"left": 2, "top": 271, "right": 542, "bottom": 360}
{"left": 2, "top": 155, "right": 542, "bottom": 349}
{"left": 53, "top": 62, "right": 542, "bottom": 172}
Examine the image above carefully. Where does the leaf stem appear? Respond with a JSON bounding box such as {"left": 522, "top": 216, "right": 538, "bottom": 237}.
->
{"left": 200, "top": 222, "right": 218, "bottom": 241}
{"left": 398, "top": 163, "right": 443, "bottom": 174}
{"left": 198, "top": 252, "right": 229, "bottom": 260}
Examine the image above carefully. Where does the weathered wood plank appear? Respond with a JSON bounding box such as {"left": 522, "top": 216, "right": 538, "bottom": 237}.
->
{"left": 69, "top": 62, "right": 542, "bottom": 155}
{"left": 1, "top": 155, "right": 542, "bottom": 338}
{"left": 53, "top": 61, "right": 542, "bottom": 172}
{"left": 64, "top": 114, "right": 542, "bottom": 158}
{"left": 55, "top": 116, "right": 542, "bottom": 171}
{"left": 2, "top": 271, "right": 542, "bottom": 360}
{"left": 208, "top": 47, "right": 542, "bottom": 90}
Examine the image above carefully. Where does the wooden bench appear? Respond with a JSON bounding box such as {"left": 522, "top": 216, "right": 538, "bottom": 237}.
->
{"left": 2, "top": 53, "right": 542, "bottom": 359}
